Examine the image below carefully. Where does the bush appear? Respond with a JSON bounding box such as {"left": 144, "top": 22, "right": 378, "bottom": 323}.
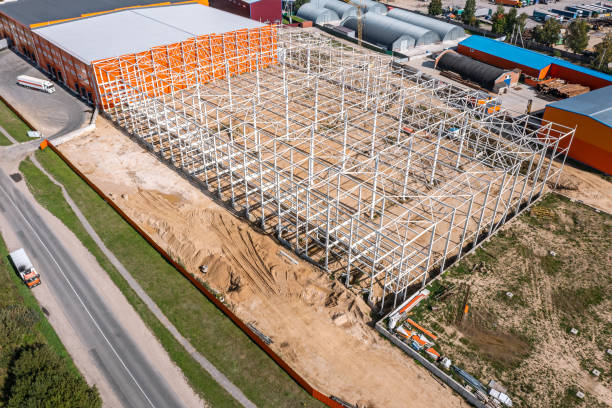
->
{"left": 0, "top": 305, "right": 40, "bottom": 346}
{"left": 4, "top": 344, "right": 101, "bottom": 408}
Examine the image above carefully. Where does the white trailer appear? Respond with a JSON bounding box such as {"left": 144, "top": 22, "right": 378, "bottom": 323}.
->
{"left": 16, "top": 75, "right": 55, "bottom": 93}
{"left": 9, "top": 248, "right": 41, "bottom": 288}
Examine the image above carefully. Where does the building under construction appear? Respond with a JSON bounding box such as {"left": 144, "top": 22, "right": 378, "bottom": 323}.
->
{"left": 92, "top": 28, "right": 574, "bottom": 310}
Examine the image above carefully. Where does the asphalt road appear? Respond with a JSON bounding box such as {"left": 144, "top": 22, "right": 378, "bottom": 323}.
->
{"left": 0, "top": 166, "right": 188, "bottom": 408}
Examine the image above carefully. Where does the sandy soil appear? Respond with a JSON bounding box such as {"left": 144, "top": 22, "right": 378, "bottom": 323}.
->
{"left": 551, "top": 161, "right": 612, "bottom": 214}
{"left": 59, "top": 117, "right": 467, "bottom": 407}
{"left": 0, "top": 147, "right": 205, "bottom": 408}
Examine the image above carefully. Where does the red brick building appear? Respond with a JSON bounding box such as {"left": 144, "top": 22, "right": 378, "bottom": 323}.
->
{"left": 209, "top": 0, "right": 282, "bottom": 24}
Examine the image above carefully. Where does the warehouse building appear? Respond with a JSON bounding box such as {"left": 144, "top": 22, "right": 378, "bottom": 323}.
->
{"left": 347, "top": 0, "right": 387, "bottom": 14}
{"left": 0, "top": 1, "right": 273, "bottom": 105}
{"left": 387, "top": 9, "right": 465, "bottom": 42}
{"left": 341, "top": 12, "right": 439, "bottom": 50}
{"left": 542, "top": 85, "right": 612, "bottom": 174}
{"left": 0, "top": 0, "right": 190, "bottom": 102}
{"left": 297, "top": 3, "right": 341, "bottom": 23}
{"left": 435, "top": 50, "right": 519, "bottom": 92}
{"left": 208, "top": 0, "right": 282, "bottom": 23}
{"left": 458, "top": 35, "right": 612, "bottom": 90}
{"left": 311, "top": 0, "right": 357, "bottom": 19}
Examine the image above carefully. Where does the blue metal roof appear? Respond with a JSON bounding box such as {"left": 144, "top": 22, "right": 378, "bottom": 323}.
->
{"left": 459, "top": 35, "right": 552, "bottom": 70}
{"left": 547, "top": 85, "right": 612, "bottom": 129}
{"left": 459, "top": 35, "right": 612, "bottom": 83}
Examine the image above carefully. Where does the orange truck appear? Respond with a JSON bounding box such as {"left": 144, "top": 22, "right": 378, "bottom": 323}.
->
{"left": 10, "top": 248, "right": 41, "bottom": 288}
{"left": 495, "top": 0, "right": 522, "bottom": 7}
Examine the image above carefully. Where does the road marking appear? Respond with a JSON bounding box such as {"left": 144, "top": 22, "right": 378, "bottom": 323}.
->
{"left": 0, "top": 180, "right": 157, "bottom": 408}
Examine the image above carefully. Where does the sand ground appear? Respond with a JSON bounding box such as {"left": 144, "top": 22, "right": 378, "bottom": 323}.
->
{"left": 59, "top": 117, "right": 468, "bottom": 408}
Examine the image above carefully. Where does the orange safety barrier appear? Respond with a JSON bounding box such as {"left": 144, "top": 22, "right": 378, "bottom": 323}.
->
{"left": 46, "top": 140, "right": 345, "bottom": 408}
{"left": 398, "top": 293, "right": 425, "bottom": 314}
{"left": 405, "top": 318, "right": 438, "bottom": 341}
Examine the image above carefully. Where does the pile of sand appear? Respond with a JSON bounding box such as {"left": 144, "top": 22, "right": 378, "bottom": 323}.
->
{"left": 60, "top": 118, "right": 466, "bottom": 407}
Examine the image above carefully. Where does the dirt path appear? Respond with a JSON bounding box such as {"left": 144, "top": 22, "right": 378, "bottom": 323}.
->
{"left": 59, "top": 117, "right": 467, "bottom": 408}
{"left": 0, "top": 125, "right": 17, "bottom": 144}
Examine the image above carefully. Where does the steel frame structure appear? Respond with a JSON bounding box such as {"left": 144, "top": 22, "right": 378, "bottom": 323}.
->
{"left": 93, "top": 29, "right": 574, "bottom": 310}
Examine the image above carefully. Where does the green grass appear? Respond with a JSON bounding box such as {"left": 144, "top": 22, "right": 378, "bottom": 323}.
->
{"left": 28, "top": 148, "right": 325, "bottom": 407}
{"left": 0, "top": 99, "right": 31, "bottom": 143}
{"left": 0, "top": 130, "right": 11, "bottom": 146}
{"left": 19, "top": 157, "right": 241, "bottom": 407}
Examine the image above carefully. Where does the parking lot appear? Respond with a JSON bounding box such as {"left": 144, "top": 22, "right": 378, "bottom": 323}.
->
{"left": 0, "top": 49, "right": 90, "bottom": 138}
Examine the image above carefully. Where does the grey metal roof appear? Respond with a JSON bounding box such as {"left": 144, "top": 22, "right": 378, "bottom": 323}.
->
{"left": 297, "top": 3, "right": 339, "bottom": 23}
{"left": 317, "top": 0, "right": 357, "bottom": 19}
{"left": 342, "top": 12, "right": 438, "bottom": 48}
{"left": 341, "top": 13, "right": 416, "bottom": 51}
{"left": 547, "top": 85, "right": 612, "bottom": 129}
{"left": 32, "top": 4, "right": 264, "bottom": 64}
{"left": 0, "top": 0, "right": 186, "bottom": 26}
{"left": 347, "top": 0, "right": 387, "bottom": 14}
{"left": 387, "top": 9, "right": 464, "bottom": 42}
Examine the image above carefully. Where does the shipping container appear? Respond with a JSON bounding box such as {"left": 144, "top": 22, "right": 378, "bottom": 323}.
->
{"left": 551, "top": 8, "right": 577, "bottom": 18}
{"left": 16, "top": 74, "right": 55, "bottom": 93}
{"left": 495, "top": 0, "right": 522, "bottom": 7}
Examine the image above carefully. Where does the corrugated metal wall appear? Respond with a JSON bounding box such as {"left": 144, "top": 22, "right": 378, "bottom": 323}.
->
{"left": 543, "top": 107, "right": 612, "bottom": 174}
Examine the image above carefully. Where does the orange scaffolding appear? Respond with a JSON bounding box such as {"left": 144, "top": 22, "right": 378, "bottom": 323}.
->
{"left": 93, "top": 25, "right": 277, "bottom": 109}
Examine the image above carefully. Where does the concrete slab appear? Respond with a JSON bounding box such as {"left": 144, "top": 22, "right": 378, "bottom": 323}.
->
{"left": 0, "top": 49, "right": 89, "bottom": 137}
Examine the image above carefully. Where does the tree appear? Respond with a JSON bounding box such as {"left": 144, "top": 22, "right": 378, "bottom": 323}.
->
{"left": 505, "top": 7, "right": 518, "bottom": 35}
{"left": 491, "top": 5, "right": 506, "bottom": 34}
{"left": 462, "top": 0, "right": 476, "bottom": 25}
{"left": 517, "top": 13, "right": 528, "bottom": 34}
{"left": 5, "top": 344, "right": 102, "bottom": 408}
{"left": 428, "top": 0, "right": 443, "bottom": 16}
{"left": 593, "top": 32, "right": 612, "bottom": 70}
{"left": 564, "top": 20, "right": 589, "bottom": 54}
{"left": 293, "top": 0, "right": 308, "bottom": 14}
{"left": 532, "top": 18, "right": 562, "bottom": 46}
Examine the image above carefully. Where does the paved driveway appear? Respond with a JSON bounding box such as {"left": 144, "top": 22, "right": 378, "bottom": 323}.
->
{"left": 0, "top": 49, "right": 89, "bottom": 138}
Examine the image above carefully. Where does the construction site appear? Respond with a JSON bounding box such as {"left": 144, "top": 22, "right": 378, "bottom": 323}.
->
{"left": 2, "top": 0, "right": 597, "bottom": 403}
{"left": 92, "top": 28, "right": 574, "bottom": 310}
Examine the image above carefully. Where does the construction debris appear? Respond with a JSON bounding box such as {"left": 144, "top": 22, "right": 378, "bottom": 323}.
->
{"left": 388, "top": 289, "right": 430, "bottom": 329}
{"left": 246, "top": 322, "right": 273, "bottom": 345}
{"left": 530, "top": 206, "right": 554, "bottom": 219}
{"left": 537, "top": 79, "right": 590, "bottom": 99}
